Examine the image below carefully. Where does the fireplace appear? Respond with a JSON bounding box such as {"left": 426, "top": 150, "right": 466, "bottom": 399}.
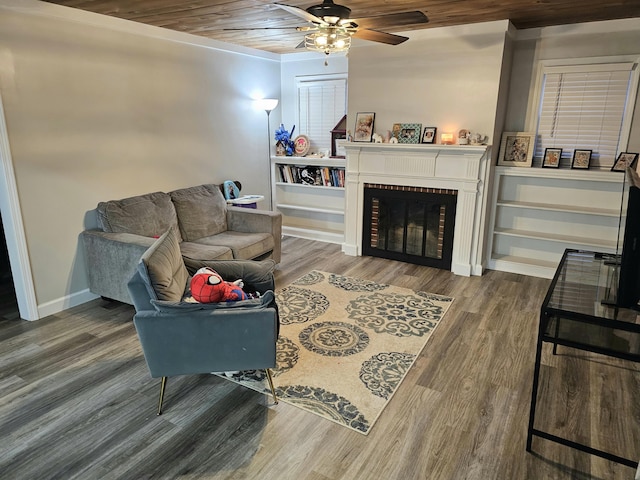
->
{"left": 363, "top": 184, "right": 457, "bottom": 269}
{"left": 342, "top": 143, "right": 491, "bottom": 276}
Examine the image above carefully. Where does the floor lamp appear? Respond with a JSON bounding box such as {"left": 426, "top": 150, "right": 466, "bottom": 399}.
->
{"left": 256, "top": 98, "right": 279, "bottom": 210}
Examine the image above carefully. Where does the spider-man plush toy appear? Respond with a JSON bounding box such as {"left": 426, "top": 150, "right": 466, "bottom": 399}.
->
{"left": 190, "top": 267, "right": 250, "bottom": 303}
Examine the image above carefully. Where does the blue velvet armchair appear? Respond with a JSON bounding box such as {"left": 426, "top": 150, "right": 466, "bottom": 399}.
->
{"left": 127, "top": 227, "right": 279, "bottom": 414}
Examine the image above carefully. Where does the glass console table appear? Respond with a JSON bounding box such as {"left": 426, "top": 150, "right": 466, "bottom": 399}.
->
{"left": 526, "top": 249, "right": 640, "bottom": 468}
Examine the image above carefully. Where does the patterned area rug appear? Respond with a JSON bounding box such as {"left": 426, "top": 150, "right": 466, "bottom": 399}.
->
{"left": 220, "top": 271, "right": 453, "bottom": 435}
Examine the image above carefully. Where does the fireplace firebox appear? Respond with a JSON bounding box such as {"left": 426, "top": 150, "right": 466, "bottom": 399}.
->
{"left": 363, "top": 184, "right": 457, "bottom": 270}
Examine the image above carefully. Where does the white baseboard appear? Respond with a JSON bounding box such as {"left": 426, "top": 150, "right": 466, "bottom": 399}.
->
{"left": 342, "top": 243, "right": 359, "bottom": 256}
{"left": 35, "top": 289, "right": 99, "bottom": 321}
{"left": 282, "top": 226, "right": 343, "bottom": 245}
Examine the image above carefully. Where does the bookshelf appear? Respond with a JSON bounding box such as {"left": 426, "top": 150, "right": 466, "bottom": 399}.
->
{"left": 486, "top": 167, "right": 625, "bottom": 278}
{"left": 271, "top": 156, "right": 346, "bottom": 244}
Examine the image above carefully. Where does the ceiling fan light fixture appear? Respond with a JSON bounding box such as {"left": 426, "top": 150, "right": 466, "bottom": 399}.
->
{"left": 323, "top": 15, "right": 341, "bottom": 24}
{"left": 305, "top": 27, "right": 351, "bottom": 55}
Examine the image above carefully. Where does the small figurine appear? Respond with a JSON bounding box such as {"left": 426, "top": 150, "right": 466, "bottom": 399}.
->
{"left": 458, "top": 129, "right": 470, "bottom": 145}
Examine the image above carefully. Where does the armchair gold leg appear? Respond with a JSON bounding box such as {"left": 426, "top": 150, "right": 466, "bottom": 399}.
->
{"left": 265, "top": 369, "right": 278, "bottom": 404}
{"left": 157, "top": 377, "right": 167, "bottom": 415}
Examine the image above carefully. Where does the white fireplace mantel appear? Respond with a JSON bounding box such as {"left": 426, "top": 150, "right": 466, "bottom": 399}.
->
{"left": 342, "top": 142, "right": 491, "bottom": 276}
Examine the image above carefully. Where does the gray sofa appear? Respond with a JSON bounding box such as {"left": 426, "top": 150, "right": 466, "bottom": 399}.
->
{"left": 82, "top": 183, "right": 281, "bottom": 305}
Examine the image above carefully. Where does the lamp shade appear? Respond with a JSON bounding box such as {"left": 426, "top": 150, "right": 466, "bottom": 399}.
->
{"left": 256, "top": 98, "right": 279, "bottom": 112}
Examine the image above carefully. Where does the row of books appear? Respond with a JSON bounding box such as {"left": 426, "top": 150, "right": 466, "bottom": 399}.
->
{"left": 277, "top": 165, "right": 345, "bottom": 188}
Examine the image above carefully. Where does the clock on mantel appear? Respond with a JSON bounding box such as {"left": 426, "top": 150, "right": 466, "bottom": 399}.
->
{"left": 330, "top": 114, "right": 347, "bottom": 158}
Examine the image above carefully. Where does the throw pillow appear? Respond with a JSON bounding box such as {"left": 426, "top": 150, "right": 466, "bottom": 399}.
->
{"left": 137, "top": 226, "right": 189, "bottom": 302}
{"left": 97, "top": 191, "right": 180, "bottom": 238}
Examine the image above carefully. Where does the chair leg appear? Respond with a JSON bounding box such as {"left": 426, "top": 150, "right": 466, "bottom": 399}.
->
{"left": 157, "top": 377, "right": 167, "bottom": 415}
{"left": 265, "top": 369, "right": 278, "bottom": 404}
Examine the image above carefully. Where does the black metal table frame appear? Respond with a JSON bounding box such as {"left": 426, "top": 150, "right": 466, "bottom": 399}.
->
{"left": 526, "top": 249, "right": 640, "bottom": 469}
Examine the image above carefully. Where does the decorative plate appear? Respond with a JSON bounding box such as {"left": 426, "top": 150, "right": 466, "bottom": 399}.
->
{"left": 293, "top": 135, "right": 311, "bottom": 156}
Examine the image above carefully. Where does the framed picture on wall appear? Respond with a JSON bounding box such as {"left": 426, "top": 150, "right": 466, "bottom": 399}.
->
{"left": 497, "top": 132, "right": 536, "bottom": 167}
{"left": 542, "top": 148, "right": 562, "bottom": 168}
{"left": 571, "top": 149, "right": 592, "bottom": 169}
{"left": 612, "top": 152, "right": 639, "bottom": 172}
{"left": 353, "top": 112, "right": 375, "bottom": 142}
{"left": 422, "top": 127, "right": 437, "bottom": 144}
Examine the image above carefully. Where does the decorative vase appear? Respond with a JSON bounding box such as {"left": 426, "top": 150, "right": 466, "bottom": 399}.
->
{"left": 275, "top": 141, "right": 286, "bottom": 156}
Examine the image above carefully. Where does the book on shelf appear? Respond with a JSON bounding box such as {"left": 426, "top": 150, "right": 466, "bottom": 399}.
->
{"left": 276, "top": 164, "right": 345, "bottom": 187}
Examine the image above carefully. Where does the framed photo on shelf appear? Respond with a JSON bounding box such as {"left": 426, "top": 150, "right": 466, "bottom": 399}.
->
{"left": 397, "top": 123, "right": 422, "bottom": 144}
{"left": 498, "top": 132, "right": 536, "bottom": 167}
{"left": 422, "top": 127, "right": 437, "bottom": 144}
{"left": 353, "top": 112, "right": 375, "bottom": 142}
{"left": 571, "top": 149, "right": 592, "bottom": 169}
{"left": 612, "top": 152, "right": 639, "bottom": 172}
{"left": 542, "top": 148, "right": 562, "bottom": 168}
{"left": 392, "top": 123, "right": 402, "bottom": 141}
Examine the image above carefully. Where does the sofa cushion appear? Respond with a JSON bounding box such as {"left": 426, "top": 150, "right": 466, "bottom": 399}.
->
{"left": 97, "top": 191, "right": 179, "bottom": 239}
{"left": 179, "top": 241, "right": 234, "bottom": 274}
{"left": 138, "top": 227, "right": 189, "bottom": 302}
{"left": 170, "top": 184, "right": 228, "bottom": 241}
{"left": 194, "top": 231, "right": 274, "bottom": 261}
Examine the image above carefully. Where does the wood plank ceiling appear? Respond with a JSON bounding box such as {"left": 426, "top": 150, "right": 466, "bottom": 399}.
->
{"left": 43, "top": 0, "right": 640, "bottom": 54}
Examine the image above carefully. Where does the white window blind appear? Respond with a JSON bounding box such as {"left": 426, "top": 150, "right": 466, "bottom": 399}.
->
{"left": 535, "top": 63, "right": 636, "bottom": 169}
{"left": 297, "top": 76, "right": 347, "bottom": 153}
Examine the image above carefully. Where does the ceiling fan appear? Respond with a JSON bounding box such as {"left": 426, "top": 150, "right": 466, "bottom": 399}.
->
{"left": 229, "top": 1, "right": 428, "bottom": 55}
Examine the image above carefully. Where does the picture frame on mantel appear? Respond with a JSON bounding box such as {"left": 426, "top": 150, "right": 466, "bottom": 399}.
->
{"left": 398, "top": 123, "right": 422, "bottom": 144}
{"left": 422, "top": 126, "right": 437, "bottom": 144}
{"left": 498, "top": 132, "right": 535, "bottom": 167}
{"left": 353, "top": 112, "right": 375, "bottom": 142}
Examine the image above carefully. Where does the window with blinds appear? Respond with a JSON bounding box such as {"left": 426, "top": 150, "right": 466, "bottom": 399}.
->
{"left": 296, "top": 75, "right": 347, "bottom": 153}
{"left": 534, "top": 62, "right": 637, "bottom": 169}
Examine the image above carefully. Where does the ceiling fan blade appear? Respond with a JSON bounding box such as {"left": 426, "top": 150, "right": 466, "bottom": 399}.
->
{"left": 352, "top": 29, "right": 409, "bottom": 46}
{"left": 223, "top": 27, "right": 302, "bottom": 31}
{"left": 274, "top": 3, "right": 326, "bottom": 25}
{"left": 350, "top": 11, "right": 428, "bottom": 30}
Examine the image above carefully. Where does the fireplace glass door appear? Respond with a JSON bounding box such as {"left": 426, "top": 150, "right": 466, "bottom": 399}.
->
{"left": 363, "top": 186, "right": 457, "bottom": 270}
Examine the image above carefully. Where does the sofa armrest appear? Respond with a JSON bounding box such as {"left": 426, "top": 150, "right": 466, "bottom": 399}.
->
{"left": 133, "top": 307, "right": 278, "bottom": 377}
{"left": 226, "top": 207, "right": 282, "bottom": 263}
{"left": 81, "top": 230, "right": 156, "bottom": 304}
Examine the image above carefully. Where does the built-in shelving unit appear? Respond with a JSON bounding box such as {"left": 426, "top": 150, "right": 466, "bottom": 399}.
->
{"left": 271, "top": 156, "right": 345, "bottom": 244}
{"left": 487, "top": 166, "right": 625, "bottom": 278}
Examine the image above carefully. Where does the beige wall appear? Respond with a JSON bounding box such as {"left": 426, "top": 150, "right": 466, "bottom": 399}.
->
{"left": 0, "top": 1, "right": 280, "bottom": 315}
{"left": 347, "top": 21, "right": 512, "bottom": 147}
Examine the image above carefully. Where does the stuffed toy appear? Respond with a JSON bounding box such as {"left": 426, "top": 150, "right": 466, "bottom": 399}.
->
{"left": 190, "top": 267, "right": 251, "bottom": 303}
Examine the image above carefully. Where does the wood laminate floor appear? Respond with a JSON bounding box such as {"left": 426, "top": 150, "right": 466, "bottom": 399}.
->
{"left": 1, "top": 237, "right": 639, "bottom": 479}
